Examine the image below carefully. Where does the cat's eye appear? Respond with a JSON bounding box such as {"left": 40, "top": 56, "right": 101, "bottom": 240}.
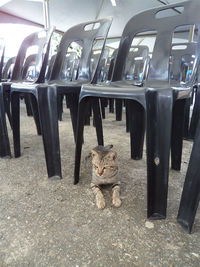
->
{"left": 93, "top": 165, "right": 98, "bottom": 169}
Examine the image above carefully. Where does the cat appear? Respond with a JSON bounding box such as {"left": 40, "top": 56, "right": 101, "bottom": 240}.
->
{"left": 90, "top": 144, "right": 121, "bottom": 209}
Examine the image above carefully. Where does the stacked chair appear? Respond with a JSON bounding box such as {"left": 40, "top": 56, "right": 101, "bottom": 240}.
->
{"left": 74, "top": 0, "right": 200, "bottom": 222}
{"left": 0, "top": 27, "right": 54, "bottom": 158}
{"left": 169, "top": 42, "right": 198, "bottom": 171}
{"left": 9, "top": 18, "right": 112, "bottom": 179}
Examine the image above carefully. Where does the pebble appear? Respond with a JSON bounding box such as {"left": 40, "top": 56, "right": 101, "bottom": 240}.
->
{"left": 145, "top": 221, "right": 154, "bottom": 229}
{"left": 191, "top": 252, "right": 199, "bottom": 258}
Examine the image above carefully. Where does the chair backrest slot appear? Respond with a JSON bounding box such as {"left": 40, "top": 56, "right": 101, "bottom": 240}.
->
{"left": 50, "top": 17, "right": 112, "bottom": 83}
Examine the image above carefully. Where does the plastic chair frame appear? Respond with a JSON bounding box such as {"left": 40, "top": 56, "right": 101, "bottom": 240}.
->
{"left": 74, "top": 0, "right": 200, "bottom": 220}
{"left": 169, "top": 42, "right": 197, "bottom": 171}
{"left": 9, "top": 18, "right": 112, "bottom": 180}
{"left": 0, "top": 27, "right": 54, "bottom": 158}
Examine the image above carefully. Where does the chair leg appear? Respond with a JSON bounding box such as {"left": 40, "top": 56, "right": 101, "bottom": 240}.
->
{"left": 24, "top": 94, "right": 33, "bottom": 116}
{"left": 11, "top": 92, "right": 21, "bottom": 157}
{"left": 171, "top": 99, "right": 186, "bottom": 171}
{"left": 29, "top": 94, "right": 42, "bottom": 135}
{"left": 100, "top": 98, "right": 106, "bottom": 119}
{"left": 84, "top": 102, "right": 91, "bottom": 126}
{"left": 146, "top": 89, "right": 172, "bottom": 219}
{"left": 183, "top": 98, "right": 190, "bottom": 139}
{"left": 68, "top": 93, "right": 79, "bottom": 142}
{"left": 115, "top": 99, "right": 123, "bottom": 121}
{"left": 37, "top": 86, "right": 62, "bottom": 179}
{"left": 189, "top": 85, "right": 200, "bottom": 139}
{"left": 3, "top": 89, "right": 13, "bottom": 129}
{"left": 0, "top": 85, "right": 11, "bottom": 157}
{"left": 125, "top": 100, "right": 130, "bottom": 133}
{"left": 92, "top": 97, "right": 104, "bottom": 146}
{"left": 128, "top": 100, "right": 145, "bottom": 160}
{"left": 177, "top": 117, "right": 200, "bottom": 233}
{"left": 74, "top": 97, "right": 90, "bottom": 184}
{"left": 109, "top": 98, "right": 114, "bottom": 113}
{"left": 57, "top": 94, "right": 64, "bottom": 121}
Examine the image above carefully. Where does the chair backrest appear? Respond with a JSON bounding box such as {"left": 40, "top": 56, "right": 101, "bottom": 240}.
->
{"left": 21, "top": 53, "right": 37, "bottom": 80}
{"left": 45, "top": 54, "right": 56, "bottom": 81}
{"left": 124, "top": 45, "right": 150, "bottom": 84}
{"left": 50, "top": 17, "right": 112, "bottom": 82}
{"left": 60, "top": 51, "right": 79, "bottom": 81}
{"left": 0, "top": 39, "right": 5, "bottom": 81}
{"left": 2, "top": 56, "right": 16, "bottom": 80}
{"left": 107, "top": 48, "right": 118, "bottom": 81}
{"left": 91, "top": 46, "right": 110, "bottom": 82}
{"left": 11, "top": 27, "right": 54, "bottom": 83}
{"left": 170, "top": 42, "right": 197, "bottom": 86}
{"left": 112, "top": 0, "right": 200, "bottom": 87}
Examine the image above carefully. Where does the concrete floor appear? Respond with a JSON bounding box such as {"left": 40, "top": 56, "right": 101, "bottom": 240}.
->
{"left": 0, "top": 102, "right": 199, "bottom": 266}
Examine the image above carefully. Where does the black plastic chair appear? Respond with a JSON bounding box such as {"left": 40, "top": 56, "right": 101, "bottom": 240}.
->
{"left": 168, "top": 42, "right": 198, "bottom": 171}
{"left": 0, "top": 27, "right": 54, "bottom": 158}
{"left": 74, "top": 0, "right": 200, "bottom": 220}
{"left": 177, "top": 116, "right": 200, "bottom": 233}
{"left": 10, "top": 18, "right": 112, "bottom": 180}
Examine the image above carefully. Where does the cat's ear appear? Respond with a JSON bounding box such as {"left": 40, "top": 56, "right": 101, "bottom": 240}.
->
{"left": 107, "top": 151, "right": 117, "bottom": 160}
{"left": 91, "top": 149, "right": 98, "bottom": 158}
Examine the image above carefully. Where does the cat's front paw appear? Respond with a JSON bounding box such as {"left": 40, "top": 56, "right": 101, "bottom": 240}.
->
{"left": 96, "top": 197, "right": 105, "bottom": 209}
{"left": 112, "top": 197, "right": 121, "bottom": 207}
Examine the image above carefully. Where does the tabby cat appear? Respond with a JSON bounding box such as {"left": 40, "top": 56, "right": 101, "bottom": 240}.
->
{"left": 90, "top": 145, "right": 121, "bottom": 209}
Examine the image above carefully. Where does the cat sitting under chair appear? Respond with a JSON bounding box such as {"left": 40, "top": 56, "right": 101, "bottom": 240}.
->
{"left": 88, "top": 144, "right": 121, "bottom": 209}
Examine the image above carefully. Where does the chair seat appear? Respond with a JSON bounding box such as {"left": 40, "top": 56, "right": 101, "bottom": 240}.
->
{"left": 48, "top": 79, "right": 89, "bottom": 94}
{"left": 11, "top": 81, "right": 40, "bottom": 94}
{"left": 81, "top": 81, "right": 146, "bottom": 105}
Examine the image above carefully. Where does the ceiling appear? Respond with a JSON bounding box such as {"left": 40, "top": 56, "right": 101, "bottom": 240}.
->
{"left": 0, "top": 0, "right": 188, "bottom": 37}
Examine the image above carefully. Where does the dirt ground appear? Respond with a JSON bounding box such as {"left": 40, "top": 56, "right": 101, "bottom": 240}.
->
{"left": 0, "top": 102, "right": 199, "bottom": 266}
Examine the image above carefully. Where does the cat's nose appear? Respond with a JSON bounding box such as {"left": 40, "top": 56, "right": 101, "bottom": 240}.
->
{"left": 98, "top": 170, "right": 103, "bottom": 176}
